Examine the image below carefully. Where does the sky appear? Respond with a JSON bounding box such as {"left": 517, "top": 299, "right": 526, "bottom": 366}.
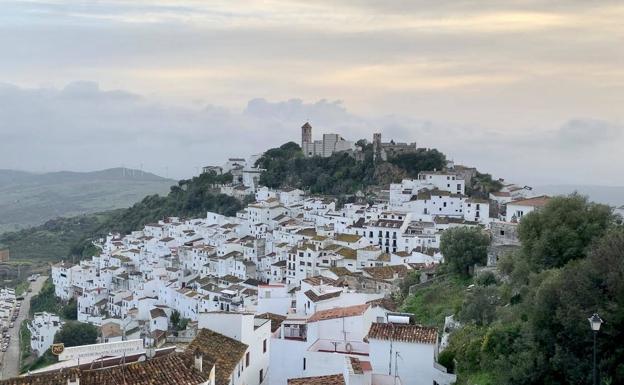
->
{"left": 0, "top": 0, "right": 623, "bottom": 185}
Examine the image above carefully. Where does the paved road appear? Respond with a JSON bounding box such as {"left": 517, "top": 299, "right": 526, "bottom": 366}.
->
{"left": 0, "top": 276, "right": 47, "bottom": 379}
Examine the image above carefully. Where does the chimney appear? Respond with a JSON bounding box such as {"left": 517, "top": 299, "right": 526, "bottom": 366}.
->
{"left": 194, "top": 351, "right": 203, "bottom": 372}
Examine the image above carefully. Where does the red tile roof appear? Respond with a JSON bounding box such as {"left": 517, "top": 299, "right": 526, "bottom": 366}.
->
{"left": 508, "top": 195, "right": 550, "bottom": 207}
{"left": 307, "top": 304, "right": 370, "bottom": 323}
{"left": 304, "top": 289, "right": 342, "bottom": 303}
{"left": 0, "top": 353, "right": 209, "bottom": 385}
{"left": 288, "top": 374, "right": 345, "bottom": 385}
{"left": 187, "top": 328, "right": 248, "bottom": 385}
{"left": 367, "top": 322, "right": 437, "bottom": 344}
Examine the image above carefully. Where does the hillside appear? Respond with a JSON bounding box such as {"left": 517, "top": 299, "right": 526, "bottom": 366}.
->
{"left": 0, "top": 141, "right": 494, "bottom": 263}
{"left": 400, "top": 195, "right": 623, "bottom": 385}
{"left": 0, "top": 171, "right": 240, "bottom": 262}
{"left": 0, "top": 168, "right": 175, "bottom": 233}
{"left": 256, "top": 141, "right": 448, "bottom": 196}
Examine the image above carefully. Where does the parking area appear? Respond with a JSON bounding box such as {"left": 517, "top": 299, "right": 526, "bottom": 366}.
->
{"left": 0, "top": 275, "right": 47, "bottom": 379}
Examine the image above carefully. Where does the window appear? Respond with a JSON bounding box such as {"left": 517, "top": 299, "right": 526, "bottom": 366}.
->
{"left": 260, "top": 369, "right": 264, "bottom": 383}
{"left": 303, "top": 358, "right": 306, "bottom": 370}
{"left": 246, "top": 352, "right": 250, "bottom": 367}
{"left": 263, "top": 339, "right": 267, "bottom": 353}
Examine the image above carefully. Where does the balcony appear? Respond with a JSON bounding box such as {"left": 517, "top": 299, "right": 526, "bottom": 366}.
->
{"left": 283, "top": 323, "right": 307, "bottom": 341}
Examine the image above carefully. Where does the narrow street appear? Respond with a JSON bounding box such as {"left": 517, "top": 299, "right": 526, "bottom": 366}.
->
{"left": 0, "top": 275, "right": 47, "bottom": 379}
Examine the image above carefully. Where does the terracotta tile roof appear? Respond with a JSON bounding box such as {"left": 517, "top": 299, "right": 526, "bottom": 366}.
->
{"left": 150, "top": 308, "right": 167, "bottom": 319}
{"left": 0, "top": 352, "right": 209, "bottom": 385}
{"left": 362, "top": 265, "right": 409, "bottom": 280}
{"left": 101, "top": 322, "right": 122, "bottom": 338}
{"left": 366, "top": 297, "right": 398, "bottom": 312}
{"left": 296, "top": 228, "right": 317, "bottom": 237}
{"left": 328, "top": 267, "right": 352, "bottom": 277}
{"left": 335, "top": 247, "right": 357, "bottom": 260}
{"left": 508, "top": 195, "right": 550, "bottom": 207}
{"left": 304, "top": 289, "right": 342, "bottom": 303}
{"left": 367, "top": 322, "right": 437, "bottom": 344}
{"left": 334, "top": 233, "right": 362, "bottom": 243}
{"left": 256, "top": 312, "right": 287, "bottom": 333}
{"left": 288, "top": 374, "right": 345, "bottom": 385}
{"left": 187, "top": 328, "right": 248, "bottom": 385}
{"left": 302, "top": 276, "right": 339, "bottom": 287}
{"left": 307, "top": 303, "right": 370, "bottom": 323}
{"left": 349, "top": 357, "right": 367, "bottom": 374}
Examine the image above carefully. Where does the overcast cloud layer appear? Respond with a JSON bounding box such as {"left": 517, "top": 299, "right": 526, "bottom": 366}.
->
{"left": 0, "top": 1, "right": 623, "bottom": 185}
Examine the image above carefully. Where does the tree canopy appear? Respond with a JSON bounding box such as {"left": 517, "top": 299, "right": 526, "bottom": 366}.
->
{"left": 387, "top": 149, "right": 447, "bottom": 177}
{"left": 54, "top": 321, "right": 99, "bottom": 347}
{"left": 518, "top": 194, "right": 613, "bottom": 269}
{"left": 439, "top": 196, "right": 623, "bottom": 385}
{"left": 256, "top": 141, "right": 448, "bottom": 196}
{"left": 440, "top": 226, "right": 490, "bottom": 276}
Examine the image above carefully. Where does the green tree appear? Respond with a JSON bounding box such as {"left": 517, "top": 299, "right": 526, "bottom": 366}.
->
{"left": 518, "top": 194, "right": 613, "bottom": 269}
{"left": 54, "top": 322, "right": 98, "bottom": 347}
{"left": 440, "top": 227, "right": 490, "bottom": 276}
{"left": 170, "top": 310, "right": 181, "bottom": 329}
{"left": 388, "top": 149, "right": 446, "bottom": 177}
{"left": 61, "top": 299, "right": 78, "bottom": 320}
{"left": 475, "top": 271, "right": 498, "bottom": 286}
{"left": 30, "top": 279, "right": 61, "bottom": 315}
{"left": 458, "top": 286, "right": 499, "bottom": 326}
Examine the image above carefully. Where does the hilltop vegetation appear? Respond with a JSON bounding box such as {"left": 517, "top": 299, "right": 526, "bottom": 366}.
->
{"left": 0, "top": 168, "right": 175, "bottom": 234}
{"left": 256, "top": 141, "right": 447, "bottom": 195}
{"left": 405, "top": 195, "right": 624, "bottom": 385}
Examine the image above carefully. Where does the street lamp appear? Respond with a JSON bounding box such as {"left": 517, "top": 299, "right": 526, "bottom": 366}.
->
{"left": 588, "top": 313, "right": 603, "bottom": 385}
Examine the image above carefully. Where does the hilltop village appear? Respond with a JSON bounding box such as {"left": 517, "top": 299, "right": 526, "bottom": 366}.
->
{"left": 14, "top": 123, "right": 550, "bottom": 385}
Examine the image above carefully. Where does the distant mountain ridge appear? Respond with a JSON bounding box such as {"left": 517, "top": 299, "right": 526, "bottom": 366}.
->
{"left": 534, "top": 184, "right": 624, "bottom": 207}
{"left": 0, "top": 168, "right": 175, "bottom": 234}
{"left": 0, "top": 167, "right": 169, "bottom": 185}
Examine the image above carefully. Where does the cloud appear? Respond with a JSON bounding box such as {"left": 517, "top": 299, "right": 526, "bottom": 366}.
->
{"left": 556, "top": 119, "right": 622, "bottom": 147}
{"left": 1, "top": 82, "right": 622, "bottom": 186}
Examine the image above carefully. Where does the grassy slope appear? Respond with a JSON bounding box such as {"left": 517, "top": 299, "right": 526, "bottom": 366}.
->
{"left": 401, "top": 275, "right": 471, "bottom": 329}
{"left": 0, "top": 168, "right": 175, "bottom": 233}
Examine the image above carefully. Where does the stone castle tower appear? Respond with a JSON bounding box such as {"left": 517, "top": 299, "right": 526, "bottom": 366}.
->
{"left": 301, "top": 122, "right": 312, "bottom": 148}
{"left": 373, "top": 132, "right": 384, "bottom": 161}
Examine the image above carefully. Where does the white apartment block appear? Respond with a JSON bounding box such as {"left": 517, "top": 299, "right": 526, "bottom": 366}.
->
{"left": 28, "top": 312, "right": 63, "bottom": 356}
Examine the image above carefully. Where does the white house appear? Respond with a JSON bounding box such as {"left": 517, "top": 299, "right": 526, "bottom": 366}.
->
{"left": 196, "top": 311, "right": 271, "bottom": 385}
{"left": 367, "top": 320, "right": 455, "bottom": 385}
{"left": 28, "top": 312, "right": 63, "bottom": 356}
{"left": 505, "top": 195, "right": 550, "bottom": 222}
